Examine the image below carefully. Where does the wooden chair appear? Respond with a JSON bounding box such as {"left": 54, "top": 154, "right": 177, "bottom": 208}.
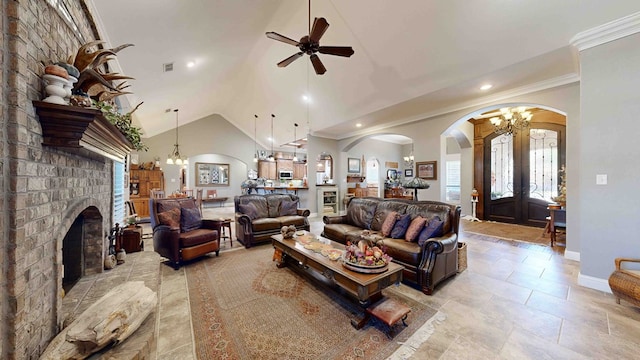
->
{"left": 549, "top": 208, "right": 566, "bottom": 246}
{"left": 196, "top": 188, "right": 203, "bottom": 212}
{"left": 543, "top": 205, "right": 565, "bottom": 246}
{"left": 183, "top": 188, "right": 194, "bottom": 197}
{"left": 609, "top": 258, "right": 640, "bottom": 307}
{"left": 150, "top": 189, "right": 165, "bottom": 198}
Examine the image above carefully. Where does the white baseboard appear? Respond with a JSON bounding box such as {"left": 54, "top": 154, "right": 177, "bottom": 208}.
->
{"left": 577, "top": 272, "right": 612, "bottom": 293}
{"left": 564, "top": 250, "right": 580, "bottom": 261}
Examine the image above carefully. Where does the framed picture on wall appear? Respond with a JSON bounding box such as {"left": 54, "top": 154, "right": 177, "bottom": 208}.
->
{"left": 348, "top": 158, "right": 360, "bottom": 173}
{"left": 404, "top": 169, "right": 413, "bottom": 177}
{"left": 195, "top": 162, "right": 230, "bottom": 186}
{"left": 416, "top": 161, "right": 437, "bottom": 180}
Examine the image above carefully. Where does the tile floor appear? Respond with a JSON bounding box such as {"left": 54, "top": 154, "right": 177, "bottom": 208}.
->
{"left": 147, "top": 208, "right": 640, "bottom": 359}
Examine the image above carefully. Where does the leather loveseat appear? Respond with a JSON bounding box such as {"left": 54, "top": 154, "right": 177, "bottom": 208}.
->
{"left": 234, "top": 194, "right": 310, "bottom": 248}
{"left": 150, "top": 197, "right": 221, "bottom": 269}
{"left": 322, "top": 197, "right": 461, "bottom": 295}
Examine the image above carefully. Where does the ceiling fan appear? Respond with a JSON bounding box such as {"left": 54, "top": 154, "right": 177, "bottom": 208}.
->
{"left": 266, "top": 1, "right": 354, "bottom": 75}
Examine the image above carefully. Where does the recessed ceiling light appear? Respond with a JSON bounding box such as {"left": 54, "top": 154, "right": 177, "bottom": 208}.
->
{"left": 356, "top": 123, "right": 362, "bottom": 127}
{"left": 187, "top": 61, "right": 196, "bottom": 68}
{"left": 480, "top": 84, "right": 493, "bottom": 91}
{"left": 302, "top": 94, "right": 312, "bottom": 103}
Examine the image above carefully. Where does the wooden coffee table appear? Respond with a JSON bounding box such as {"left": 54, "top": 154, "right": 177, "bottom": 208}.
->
{"left": 271, "top": 231, "right": 403, "bottom": 328}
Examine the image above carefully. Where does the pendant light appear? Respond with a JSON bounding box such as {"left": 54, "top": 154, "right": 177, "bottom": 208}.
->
{"left": 166, "top": 109, "right": 187, "bottom": 165}
{"left": 253, "top": 114, "right": 258, "bottom": 162}
{"left": 268, "top": 114, "right": 275, "bottom": 161}
{"left": 293, "top": 123, "right": 299, "bottom": 162}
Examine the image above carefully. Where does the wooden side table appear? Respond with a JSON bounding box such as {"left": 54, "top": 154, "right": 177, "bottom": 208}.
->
{"left": 121, "top": 226, "right": 143, "bottom": 253}
{"left": 212, "top": 218, "right": 232, "bottom": 246}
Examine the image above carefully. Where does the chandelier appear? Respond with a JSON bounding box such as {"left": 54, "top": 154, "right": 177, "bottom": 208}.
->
{"left": 166, "top": 109, "right": 188, "bottom": 165}
{"left": 403, "top": 143, "right": 414, "bottom": 167}
{"left": 489, "top": 107, "right": 533, "bottom": 135}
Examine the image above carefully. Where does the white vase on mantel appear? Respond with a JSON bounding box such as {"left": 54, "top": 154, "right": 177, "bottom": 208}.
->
{"left": 42, "top": 74, "right": 69, "bottom": 105}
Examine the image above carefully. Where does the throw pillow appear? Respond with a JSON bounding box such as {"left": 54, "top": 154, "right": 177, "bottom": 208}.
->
{"left": 417, "top": 216, "right": 444, "bottom": 246}
{"left": 380, "top": 211, "right": 399, "bottom": 237}
{"left": 390, "top": 214, "right": 411, "bottom": 239}
{"left": 180, "top": 207, "right": 202, "bottom": 233}
{"left": 239, "top": 202, "right": 259, "bottom": 220}
{"left": 279, "top": 199, "right": 299, "bottom": 216}
{"left": 157, "top": 207, "right": 180, "bottom": 230}
{"left": 405, "top": 216, "right": 427, "bottom": 242}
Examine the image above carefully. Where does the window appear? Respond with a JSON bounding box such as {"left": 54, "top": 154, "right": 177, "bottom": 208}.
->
{"left": 113, "top": 160, "right": 126, "bottom": 224}
{"left": 445, "top": 156, "right": 461, "bottom": 203}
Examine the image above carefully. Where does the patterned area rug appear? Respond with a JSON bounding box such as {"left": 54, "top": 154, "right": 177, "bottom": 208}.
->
{"left": 186, "top": 246, "right": 439, "bottom": 359}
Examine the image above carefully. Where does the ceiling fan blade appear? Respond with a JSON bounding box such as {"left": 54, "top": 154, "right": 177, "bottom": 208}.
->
{"left": 318, "top": 46, "right": 355, "bottom": 57}
{"left": 309, "top": 17, "right": 329, "bottom": 43}
{"left": 266, "top": 32, "right": 300, "bottom": 46}
{"left": 310, "top": 54, "right": 326, "bottom": 75}
{"left": 277, "top": 52, "right": 303, "bottom": 67}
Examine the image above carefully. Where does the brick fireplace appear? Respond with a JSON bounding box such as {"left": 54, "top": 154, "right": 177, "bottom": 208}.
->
{"left": 1, "top": 2, "right": 121, "bottom": 359}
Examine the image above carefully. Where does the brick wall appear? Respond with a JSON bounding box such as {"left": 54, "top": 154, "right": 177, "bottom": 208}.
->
{"left": 3, "top": 1, "right": 115, "bottom": 359}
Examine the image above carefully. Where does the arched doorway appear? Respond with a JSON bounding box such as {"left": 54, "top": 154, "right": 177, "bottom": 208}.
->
{"left": 474, "top": 108, "right": 566, "bottom": 226}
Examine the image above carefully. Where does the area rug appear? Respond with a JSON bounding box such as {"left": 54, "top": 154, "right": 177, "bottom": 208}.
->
{"left": 461, "top": 220, "right": 552, "bottom": 245}
{"left": 186, "top": 246, "right": 439, "bottom": 359}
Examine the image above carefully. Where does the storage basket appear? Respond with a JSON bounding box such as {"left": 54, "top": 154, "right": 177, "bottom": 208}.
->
{"left": 457, "top": 242, "right": 467, "bottom": 273}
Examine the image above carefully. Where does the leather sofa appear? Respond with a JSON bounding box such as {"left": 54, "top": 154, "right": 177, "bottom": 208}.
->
{"left": 150, "top": 197, "right": 221, "bottom": 269}
{"left": 322, "top": 197, "right": 461, "bottom": 295}
{"left": 234, "top": 194, "right": 310, "bottom": 248}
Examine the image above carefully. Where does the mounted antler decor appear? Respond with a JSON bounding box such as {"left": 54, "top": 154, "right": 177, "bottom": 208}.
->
{"left": 69, "top": 41, "right": 135, "bottom": 101}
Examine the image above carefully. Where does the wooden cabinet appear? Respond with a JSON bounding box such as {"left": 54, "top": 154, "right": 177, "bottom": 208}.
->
{"left": 258, "top": 160, "right": 277, "bottom": 180}
{"left": 293, "top": 161, "right": 306, "bottom": 180}
{"left": 276, "top": 159, "right": 293, "bottom": 172}
{"left": 129, "top": 169, "right": 164, "bottom": 218}
{"left": 130, "top": 198, "right": 150, "bottom": 218}
{"left": 130, "top": 169, "right": 164, "bottom": 197}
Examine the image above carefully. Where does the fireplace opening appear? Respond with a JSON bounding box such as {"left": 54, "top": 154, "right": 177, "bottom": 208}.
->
{"left": 62, "top": 216, "right": 84, "bottom": 293}
{"left": 62, "top": 206, "right": 104, "bottom": 294}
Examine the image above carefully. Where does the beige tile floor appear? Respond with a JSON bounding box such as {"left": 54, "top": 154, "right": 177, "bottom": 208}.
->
{"left": 150, "top": 208, "right": 640, "bottom": 359}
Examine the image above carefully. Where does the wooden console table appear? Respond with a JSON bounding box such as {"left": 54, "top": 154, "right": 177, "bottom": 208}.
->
{"left": 201, "top": 197, "right": 228, "bottom": 208}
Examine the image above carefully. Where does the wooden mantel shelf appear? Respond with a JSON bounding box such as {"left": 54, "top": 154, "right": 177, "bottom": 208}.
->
{"left": 33, "top": 101, "right": 133, "bottom": 161}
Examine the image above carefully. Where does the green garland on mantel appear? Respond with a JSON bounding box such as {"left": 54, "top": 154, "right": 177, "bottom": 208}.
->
{"left": 93, "top": 100, "right": 148, "bottom": 152}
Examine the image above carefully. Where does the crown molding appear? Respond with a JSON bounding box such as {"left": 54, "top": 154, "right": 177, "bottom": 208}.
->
{"left": 571, "top": 11, "right": 640, "bottom": 51}
{"left": 327, "top": 73, "right": 579, "bottom": 141}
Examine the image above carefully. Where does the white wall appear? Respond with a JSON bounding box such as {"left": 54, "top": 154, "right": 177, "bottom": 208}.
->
{"left": 578, "top": 32, "right": 640, "bottom": 283}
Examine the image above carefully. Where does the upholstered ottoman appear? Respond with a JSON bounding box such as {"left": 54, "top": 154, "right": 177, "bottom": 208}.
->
{"left": 365, "top": 298, "right": 411, "bottom": 337}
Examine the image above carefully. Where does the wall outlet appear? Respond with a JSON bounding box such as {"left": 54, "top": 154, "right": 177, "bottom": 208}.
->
{"left": 596, "top": 174, "right": 607, "bottom": 185}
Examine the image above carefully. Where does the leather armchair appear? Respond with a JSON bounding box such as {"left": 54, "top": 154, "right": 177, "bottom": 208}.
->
{"left": 150, "top": 197, "right": 220, "bottom": 269}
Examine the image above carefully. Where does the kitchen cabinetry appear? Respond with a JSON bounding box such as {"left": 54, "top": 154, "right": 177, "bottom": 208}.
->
{"left": 258, "top": 160, "right": 277, "bottom": 180}
{"left": 129, "top": 168, "right": 164, "bottom": 217}
{"left": 293, "top": 161, "right": 306, "bottom": 180}
{"left": 317, "top": 186, "right": 339, "bottom": 215}
{"left": 276, "top": 159, "right": 293, "bottom": 172}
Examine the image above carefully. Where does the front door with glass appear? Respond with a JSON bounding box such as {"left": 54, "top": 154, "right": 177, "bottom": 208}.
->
{"left": 483, "top": 124, "right": 565, "bottom": 226}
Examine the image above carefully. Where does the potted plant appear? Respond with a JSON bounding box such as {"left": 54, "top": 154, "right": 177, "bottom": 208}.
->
{"left": 93, "top": 100, "right": 148, "bottom": 152}
{"left": 552, "top": 165, "right": 567, "bottom": 206}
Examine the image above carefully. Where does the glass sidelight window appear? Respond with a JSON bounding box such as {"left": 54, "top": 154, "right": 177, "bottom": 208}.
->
{"left": 490, "top": 134, "right": 514, "bottom": 200}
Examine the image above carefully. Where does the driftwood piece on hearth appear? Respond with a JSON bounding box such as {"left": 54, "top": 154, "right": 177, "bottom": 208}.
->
{"left": 40, "top": 281, "right": 157, "bottom": 360}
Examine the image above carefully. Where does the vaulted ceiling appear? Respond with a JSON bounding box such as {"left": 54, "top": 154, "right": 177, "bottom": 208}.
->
{"left": 89, "top": 0, "right": 640, "bottom": 150}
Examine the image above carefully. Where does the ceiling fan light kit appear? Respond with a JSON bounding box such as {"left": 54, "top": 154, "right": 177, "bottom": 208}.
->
{"left": 266, "top": 1, "right": 354, "bottom": 75}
